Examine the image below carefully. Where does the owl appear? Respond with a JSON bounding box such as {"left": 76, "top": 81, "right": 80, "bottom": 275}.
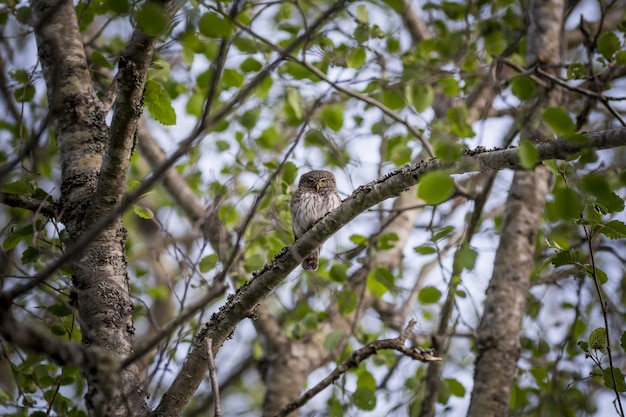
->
{"left": 290, "top": 170, "right": 342, "bottom": 271}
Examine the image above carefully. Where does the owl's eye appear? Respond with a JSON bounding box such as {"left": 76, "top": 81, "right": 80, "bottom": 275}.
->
{"left": 320, "top": 180, "right": 326, "bottom": 186}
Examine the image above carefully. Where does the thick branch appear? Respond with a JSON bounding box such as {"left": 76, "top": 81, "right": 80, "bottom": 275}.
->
{"left": 0, "top": 192, "right": 57, "bottom": 218}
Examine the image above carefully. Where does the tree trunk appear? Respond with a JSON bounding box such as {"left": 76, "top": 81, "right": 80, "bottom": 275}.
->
{"left": 467, "top": 0, "right": 564, "bottom": 416}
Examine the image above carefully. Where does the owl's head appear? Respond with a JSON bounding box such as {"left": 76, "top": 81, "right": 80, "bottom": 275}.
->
{"left": 298, "top": 170, "right": 337, "bottom": 192}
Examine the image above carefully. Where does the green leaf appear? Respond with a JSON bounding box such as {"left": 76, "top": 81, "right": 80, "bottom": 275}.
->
{"left": 355, "top": 4, "right": 369, "bottom": 24}
{"left": 414, "top": 244, "right": 437, "bottom": 255}
{"left": 418, "top": 286, "right": 442, "bottom": 304}
{"left": 552, "top": 187, "right": 583, "bottom": 219}
{"left": 337, "top": 290, "right": 357, "bottom": 315}
{"left": 617, "top": 51, "right": 626, "bottom": 65}
{"left": 243, "top": 253, "right": 264, "bottom": 272}
{"left": 444, "top": 378, "right": 466, "bottom": 397}
{"left": 199, "top": 254, "right": 219, "bottom": 272}
{"left": 601, "top": 220, "right": 626, "bottom": 239}
{"left": 431, "top": 225, "right": 455, "bottom": 242}
{"left": 222, "top": 68, "right": 244, "bottom": 88}
{"left": 323, "top": 329, "right": 344, "bottom": 351}
{"left": 91, "top": 51, "right": 114, "bottom": 69}
{"left": 349, "top": 234, "right": 368, "bottom": 245}
{"left": 321, "top": 105, "right": 344, "bottom": 131}
{"left": 583, "top": 264, "right": 608, "bottom": 284}
{"left": 133, "top": 205, "right": 154, "bottom": 219}
{"left": 409, "top": 83, "right": 434, "bottom": 112}
{"left": 329, "top": 263, "right": 349, "bottom": 282}
{"left": 511, "top": 75, "right": 536, "bottom": 100}
{"left": 588, "top": 327, "right": 607, "bottom": 351}
{"left": 286, "top": 88, "right": 303, "bottom": 120}
{"left": 240, "top": 57, "right": 262, "bottom": 73}
{"left": 518, "top": 139, "right": 539, "bottom": 169}
{"left": 14, "top": 84, "right": 35, "bottom": 102}
{"left": 46, "top": 303, "right": 72, "bottom": 317}
{"left": 418, "top": 171, "right": 455, "bottom": 204}
{"left": 3, "top": 181, "right": 29, "bottom": 194}
{"left": 550, "top": 249, "right": 584, "bottom": 267}
{"left": 352, "top": 387, "right": 376, "bottom": 411}
{"left": 454, "top": 245, "right": 477, "bottom": 271}
{"left": 603, "top": 368, "right": 626, "bottom": 392}
{"left": 597, "top": 32, "right": 620, "bottom": 60}
{"left": 144, "top": 80, "right": 176, "bottom": 125}
{"left": 541, "top": 107, "right": 576, "bottom": 136}
{"left": 434, "top": 139, "right": 462, "bottom": 163}
{"left": 567, "top": 63, "right": 585, "bottom": 80}
{"left": 367, "top": 269, "right": 388, "bottom": 297}
{"left": 281, "top": 161, "right": 298, "bottom": 185}
{"left": 357, "top": 370, "right": 376, "bottom": 391}
{"left": 581, "top": 174, "right": 625, "bottom": 213}
{"left": 256, "top": 126, "right": 283, "bottom": 149}
{"left": 198, "top": 12, "right": 233, "bottom": 38}
{"left": 107, "top": 0, "right": 130, "bottom": 14}
{"left": 136, "top": 3, "right": 168, "bottom": 36}
{"left": 3, "top": 224, "right": 34, "bottom": 250}
{"left": 377, "top": 232, "right": 399, "bottom": 250}
{"left": 346, "top": 47, "right": 366, "bottom": 69}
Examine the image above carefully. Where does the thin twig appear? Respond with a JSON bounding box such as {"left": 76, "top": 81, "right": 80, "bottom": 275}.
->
{"left": 583, "top": 225, "right": 625, "bottom": 417}
{"left": 207, "top": 338, "right": 222, "bottom": 417}
{"left": 272, "top": 320, "right": 440, "bottom": 417}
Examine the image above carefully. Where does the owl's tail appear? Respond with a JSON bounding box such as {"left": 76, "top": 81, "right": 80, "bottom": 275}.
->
{"left": 302, "top": 247, "right": 321, "bottom": 271}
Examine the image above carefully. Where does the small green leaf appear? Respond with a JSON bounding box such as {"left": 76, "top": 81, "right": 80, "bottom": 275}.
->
{"left": 14, "top": 84, "right": 35, "bottom": 102}
{"left": 445, "top": 378, "right": 466, "bottom": 397}
{"left": 552, "top": 188, "right": 583, "bottom": 219}
{"left": 377, "top": 232, "right": 399, "bottom": 250}
{"left": 357, "top": 370, "right": 376, "bottom": 391}
{"left": 431, "top": 225, "right": 455, "bottom": 242}
{"left": 46, "top": 303, "right": 73, "bottom": 317}
{"left": 136, "top": 3, "right": 168, "bottom": 36}
{"left": 133, "top": 205, "right": 154, "bottom": 219}
{"left": 367, "top": 270, "right": 388, "bottom": 298}
{"left": 323, "top": 329, "right": 344, "bottom": 351}
{"left": 346, "top": 47, "right": 366, "bottom": 69}
{"left": 329, "top": 263, "right": 349, "bottom": 282}
{"left": 222, "top": 68, "right": 244, "bottom": 88}
{"left": 355, "top": 4, "right": 369, "bottom": 24}
{"left": 418, "top": 286, "right": 442, "bottom": 304}
{"left": 588, "top": 327, "right": 607, "bottom": 351}
{"left": 91, "top": 51, "right": 114, "bottom": 69}
{"left": 409, "top": 83, "right": 434, "bottom": 112}
{"left": 199, "top": 254, "right": 219, "bottom": 272}
{"left": 414, "top": 244, "right": 437, "bottom": 255}
{"left": 518, "top": 139, "right": 539, "bottom": 169}
{"left": 550, "top": 249, "right": 585, "bottom": 267}
{"left": 286, "top": 88, "right": 303, "bottom": 120}
{"left": 281, "top": 161, "right": 298, "bottom": 185}
{"left": 145, "top": 80, "right": 176, "bottom": 125}
{"left": 3, "top": 181, "right": 29, "bottom": 194}
{"left": 601, "top": 220, "right": 626, "bottom": 239}
{"left": 107, "top": 0, "right": 130, "bottom": 14}
{"left": 602, "top": 368, "right": 626, "bottom": 392}
{"left": 198, "top": 12, "right": 233, "bottom": 38}
{"left": 597, "top": 32, "right": 620, "bottom": 60}
{"left": 352, "top": 387, "right": 376, "bottom": 411}
{"left": 337, "top": 290, "right": 357, "bottom": 315}
{"left": 581, "top": 174, "right": 625, "bottom": 214}
{"left": 541, "top": 107, "right": 576, "bottom": 136}
{"left": 321, "top": 105, "right": 344, "bottom": 131}
{"left": 511, "top": 75, "right": 536, "bottom": 100}
{"left": 418, "top": 171, "right": 455, "bottom": 204}
{"left": 240, "top": 57, "right": 262, "bottom": 73}
{"left": 349, "top": 234, "right": 368, "bottom": 245}
{"left": 567, "top": 63, "right": 585, "bottom": 80}
{"left": 454, "top": 245, "right": 477, "bottom": 271}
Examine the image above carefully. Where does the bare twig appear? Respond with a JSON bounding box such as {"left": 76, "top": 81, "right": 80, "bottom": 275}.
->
{"left": 207, "top": 338, "right": 222, "bottom": 417}
{"left": 272, "top": 320, "right": 440, "bottom": 417}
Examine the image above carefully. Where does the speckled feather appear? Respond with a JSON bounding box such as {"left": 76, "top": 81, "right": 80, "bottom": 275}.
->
{"left": 290, "top": 170, "right": 341, "bottom": 271}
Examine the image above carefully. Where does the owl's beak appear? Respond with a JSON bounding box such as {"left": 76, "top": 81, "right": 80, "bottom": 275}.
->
{"left": 316, "top": 182, "right": 320, "bottom": 192}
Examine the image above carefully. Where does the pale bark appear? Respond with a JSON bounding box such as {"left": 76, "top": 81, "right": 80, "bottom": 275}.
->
{"left": 31, "top": 0, "right": 159, "bottom": 415}
{"left": 467, "top": 1, "right": 565, "bottom": 416}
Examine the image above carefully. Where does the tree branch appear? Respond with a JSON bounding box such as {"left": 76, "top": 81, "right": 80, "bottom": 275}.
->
{"left": 273, "top": 320, "right": 439, "bottom": 417}
{"left": 0, "top": 192, "right": 57, "bottom": 218}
